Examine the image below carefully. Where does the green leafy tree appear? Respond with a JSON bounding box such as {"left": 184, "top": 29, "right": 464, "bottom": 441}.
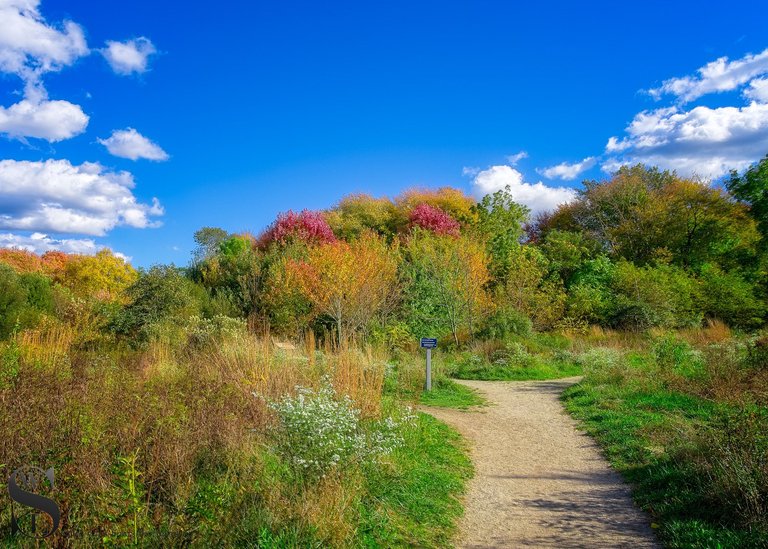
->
{"left": 472, "top": 185, "right": 530, "bottom": 282}
{"left": 728, "top": 154, "right": 768, "bottom": 242}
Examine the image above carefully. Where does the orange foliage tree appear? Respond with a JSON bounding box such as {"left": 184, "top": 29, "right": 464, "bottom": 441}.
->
{"left": 287, "top": 232, "right": 398, "bottom": 343}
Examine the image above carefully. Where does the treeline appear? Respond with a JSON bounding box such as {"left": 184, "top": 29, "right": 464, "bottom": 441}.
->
{"left": 1, "top": 159, "right": 767, "bottom": 347}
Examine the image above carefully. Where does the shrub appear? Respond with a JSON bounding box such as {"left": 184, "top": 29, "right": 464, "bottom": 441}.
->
{"left": 652, "top": 335, "right": 705, "bottom": 379}
{"left": 478, "top": 306, "right": 532, "bottom": 340}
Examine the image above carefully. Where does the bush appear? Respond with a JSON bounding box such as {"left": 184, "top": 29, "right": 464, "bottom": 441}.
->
{"left": 478, "top": 307, "right": 532, "bottom": 340}
{"left": 652, "top": 335, "right": 705, "bottom": 379}
{"left": 267, "top": 380, "right": 413, "bottom": 479}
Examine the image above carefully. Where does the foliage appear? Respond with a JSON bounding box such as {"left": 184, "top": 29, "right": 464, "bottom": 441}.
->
{"left": 472, "top": 185, "right": 530, "bottom": 280}
{"left": 63, "top": 249, "right": 138, "bottom": 301}
{"left": 258, "top": 209, "right": 336, "bottom": 248}
{"left": 402, "top": 229, "right": 492, "bottom": 344}
{"left": 324, "top": 193, "right": 401, "bottom": 240}
{"left": 110, "top": 265, "right": 203, "bottom": 343}
{"left": 728, "top": 154, "right": 768, "bottom": 243}
{"left": 288, "top": 232, "right": 398, "bottom": 342}
{"left": 408, "top": 203, "right": 461, "bottom": 236}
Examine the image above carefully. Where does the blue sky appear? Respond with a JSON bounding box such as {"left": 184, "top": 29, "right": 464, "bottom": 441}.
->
{"left": 1, "top": 0, "right": 768, "bottom": 267}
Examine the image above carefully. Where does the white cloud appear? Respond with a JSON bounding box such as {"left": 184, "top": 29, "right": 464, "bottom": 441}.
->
{"left": 0, "top": 0, "right": 91, "bottom": 141}
{"left": 745, "top": 77, "right": 768, "bottom": 103}
{"left": 98, "top": 127, "right": 169, "bottom": 161}
{"left": 0, "top": 231, "right": 97, "bottom": 254}
{"left": 471, "top": 165, "right": 577, "bottom": 214}
{"left": 462, "top": 166, "right": 480, "bottom": 176}
{"left": 537, "top": 157, "right": 597, "bottom": 181}
{"left": 0, "top": 0, "right": 89, "bottom": 90}
{"left": 649, "top": 48, "right": 768, "bottom": 103}
{"left": 602, "top": 101, "right": 768, "bottom": 179}
{"left": 102, "top": 37, "right": 156, "bottom": 75}
{"left": 0, "top": 231, "right": 130, "bottom": 260}
{"left": 0, "top": 159, "right": 163, "bottom": 236}
{"left": 0, "top": 97, "right": 88, "bottom": 141}
{"left": 506, "top": 151, "right": 528, "bottom": 165}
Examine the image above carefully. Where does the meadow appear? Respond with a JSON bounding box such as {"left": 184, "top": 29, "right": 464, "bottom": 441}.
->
{"left": 1, "top": 160, "right": 767, "bottom": 547}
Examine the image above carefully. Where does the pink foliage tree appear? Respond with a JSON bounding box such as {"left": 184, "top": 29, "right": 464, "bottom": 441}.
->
{"left": 258, "top": 209, "right": 337, "bottom": 248}
{"left": 408, "top": 203, "right": 461, "bottom": 236}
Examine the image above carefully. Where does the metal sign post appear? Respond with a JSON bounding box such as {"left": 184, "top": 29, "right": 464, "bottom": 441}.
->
{"left": 420, "top": 338, "right": 437, "bottom": 391}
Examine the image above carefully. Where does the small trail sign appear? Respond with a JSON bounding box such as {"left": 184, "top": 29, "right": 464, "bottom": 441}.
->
{"left": 420, "top": 338, "right": 437, "bottom": 349}
{"left": 420, "top": 338, "right": 437, "bottom": 391}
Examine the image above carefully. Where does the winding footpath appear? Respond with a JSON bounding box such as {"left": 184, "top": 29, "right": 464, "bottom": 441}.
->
{"left": 425, "top": 378, "right": 660, "bottom": 548}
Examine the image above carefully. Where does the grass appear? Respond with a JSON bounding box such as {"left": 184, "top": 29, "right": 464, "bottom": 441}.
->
{"left": 452, "top": 358, "right": 582, "bottom": 381}
{"left": 562, "top": 349, "right": 768, "bottom": 548}
{"left": 419, "top": 378, "right": 487, "bottom": 409}
{"left": 359, "top": 412, "right": 473, "bottom": 547}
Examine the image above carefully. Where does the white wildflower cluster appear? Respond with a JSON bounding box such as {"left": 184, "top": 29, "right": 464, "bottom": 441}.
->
{"left": 268, "top": 380, "right": 415, "bottom": 478}
{"left": 185, "top": 315, "right": 246, "bottom": 348}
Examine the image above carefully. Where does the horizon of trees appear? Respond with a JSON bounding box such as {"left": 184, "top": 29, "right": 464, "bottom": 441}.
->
{"left": 1, "top": 156, "right": 767, "bottom": 346}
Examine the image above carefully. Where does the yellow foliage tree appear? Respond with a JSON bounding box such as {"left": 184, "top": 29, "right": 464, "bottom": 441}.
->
{"left": 63, "top": 249, "right": 138, "bottom": 301}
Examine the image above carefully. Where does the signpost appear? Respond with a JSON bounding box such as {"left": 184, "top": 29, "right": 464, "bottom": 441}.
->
{"left": 420, "top": 338, "right": 438, "bottom": 391}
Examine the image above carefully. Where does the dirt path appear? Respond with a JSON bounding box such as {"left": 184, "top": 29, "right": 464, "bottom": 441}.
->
{"left": 424, "top": 378, "right": 659, "bottom": 548}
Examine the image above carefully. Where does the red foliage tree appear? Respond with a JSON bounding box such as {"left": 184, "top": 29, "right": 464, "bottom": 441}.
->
{"left": 258, "top": 210, "right": 336, "bottom": 248}
{"left": 408, "top": 203, "right": 461, "bottom": 236}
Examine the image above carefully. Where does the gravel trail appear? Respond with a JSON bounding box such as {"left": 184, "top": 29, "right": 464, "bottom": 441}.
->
{"left": 424, "top": 378, "right": 660, "bottom": 548}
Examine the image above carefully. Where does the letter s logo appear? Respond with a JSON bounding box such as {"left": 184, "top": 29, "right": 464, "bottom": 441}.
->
{"left": 8, "top": 466, "right": 60, "bottom": 538}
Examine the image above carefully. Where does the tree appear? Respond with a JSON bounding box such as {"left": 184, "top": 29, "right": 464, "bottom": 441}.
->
{"left": 288, "top": 232, "right": 398, "bottom": 343}
{"left": 324, "top": 194, "right": 401, "bottom": 240}
{"left": 63, "top": 250, "right": 138, "bottom": 301}
{"left": 502, "top": 245, "right": 565, "bottom": 330}
{"left": 542, "top": 165, "right": 760, "bottom": 269}
{"left": 472, "top": 185, "right": 530, "bottom": 281}
{"left": 402, "top": 230, "right": 491, "bottom": 344}
{"left": 408, "top": 203, "right": 461, "bottom": 236}
{"left": 111, "top": 265, "right": 202, "bottom": 342}
{"left": 257, "top": 210, "right": 336, "bottom": 249}
{"left": 192, "top": 227, "right": 229, "bottom": 264}
{"left": 728, "top": 154, "right": 768, "bottom": 243}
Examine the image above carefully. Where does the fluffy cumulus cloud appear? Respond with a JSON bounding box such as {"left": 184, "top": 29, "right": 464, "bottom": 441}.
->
{"left": 0, "top": 0, "right": 91, "bottom": 141}
{"left": 471, "top": 165, "right": 577, "bottom": 214}
{"left": 0, "top": 97, "right": 88, "bottom": 141}
{"left": 537, "top": 157, "right": 597, "bottom": 181}
{"left": 602, "top": 48, "right": 768, "bottom": 179}
{"left": 98, "top": 128, "right": 169, "bottom": 161}
{"left": 102, "top": 37, "right": 156, "bottom": 75}
{"left": 649, "top": 48, "right": 768, "bottom": 103}
{"left": 0, "top": 0, "right": 89, "bottom": 88}
{"left": 0, "top": 159, "right": 163, "bottom": 236}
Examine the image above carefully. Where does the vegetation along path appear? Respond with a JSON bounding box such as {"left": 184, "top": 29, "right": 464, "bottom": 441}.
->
{"left": 425, "top": 378, "right": 660, "bottom": 548}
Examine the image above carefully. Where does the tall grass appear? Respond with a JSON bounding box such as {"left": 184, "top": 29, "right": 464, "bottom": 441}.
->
{"left": 0, "top": 320, "right": 455, "bottom": 547}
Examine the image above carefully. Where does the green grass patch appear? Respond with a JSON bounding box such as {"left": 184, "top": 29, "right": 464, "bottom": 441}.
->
{"left": 359, "top": 412, "right": 473, "bottom": 548}
{"left": 563, "top": 373, "right": 768, "bottom": 548}
{"left": 451, "top": 357, "right": 582, "bottom": 381}
{"left": 419, "top": 378, "right": 487, "bottom": 409}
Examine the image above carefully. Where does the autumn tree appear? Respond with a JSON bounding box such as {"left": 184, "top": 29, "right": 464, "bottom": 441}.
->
{"left": 287, "top": 232, "right": 398, "bottom": 343}
{"left": 257, "top": 210, "right": 336, "bottom": 249}
{"left": 408, "top": 203, "right": 461, "bottom": 236}
{"left": 402, "top": 230, "right": 492, "bottom": 344}
{"left": 324, "top": 194, "right": 401, "bottom": 240}
{"left": 63, "top": 250, "right": 138, "bottom": 301}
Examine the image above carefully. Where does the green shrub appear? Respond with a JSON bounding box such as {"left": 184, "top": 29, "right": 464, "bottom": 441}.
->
{"left": 478, "top": 307, "right": 532, "bottom": 340}
{"left": 652, "top": 335, "right": 705, "bottom": 379}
